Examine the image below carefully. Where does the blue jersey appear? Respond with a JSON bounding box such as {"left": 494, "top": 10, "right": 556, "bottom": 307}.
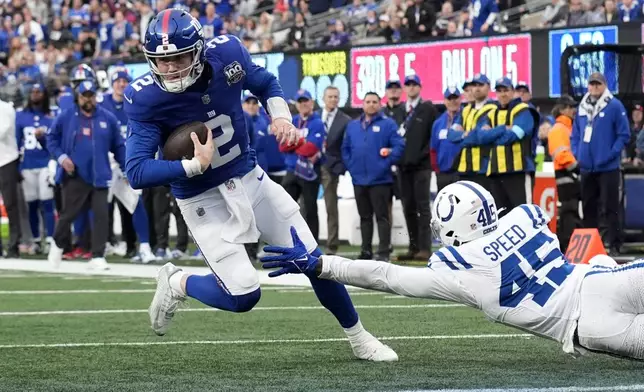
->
{"left": 100, "top": 94, "right": 128, "bottom": 139}
{"left": 15, "top": 109, "right": 53, "bottom": 170}
{"left": 124, "top": 34, "right": 285, "bottom": 199}
{"left": 199, "top": 16, "right": 223, "bottom": 40}
{"left": 469, "top": 0, "right": 498, "bottom": 34}
{"left": 68, "top": 7, "right": 89, "bottom": 39}
{"left": 98, "top": 21, "right": 113, "bottom": 53}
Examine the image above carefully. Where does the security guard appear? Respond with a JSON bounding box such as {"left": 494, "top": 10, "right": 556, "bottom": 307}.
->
{"left": 478, "top": 77, "right": 539, "bottom": 216}
{"left": 448, "top": 73, "right": 497, "bottom": 188}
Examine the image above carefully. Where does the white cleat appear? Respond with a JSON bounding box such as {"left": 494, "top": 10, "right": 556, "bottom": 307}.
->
{"left": 87, "top": 257, "right": 110, "bottom": 271}
{"left": 47, "top": 242, "right": 63, "bottom": 269}
{"left": 149, "top": 262, "right": 186, "bottom": 336}
{"left": 349, "top": 332, "right": 399, "bottom": 362}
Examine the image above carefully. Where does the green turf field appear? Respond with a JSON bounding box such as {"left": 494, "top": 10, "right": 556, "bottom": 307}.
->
{"left": 1, "top": 270, "right": 643, "bottom": 392}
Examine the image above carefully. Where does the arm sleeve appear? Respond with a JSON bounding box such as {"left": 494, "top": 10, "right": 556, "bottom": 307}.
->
{"left": 236, "top": 37, "right": 285, "bottom": 109}
{"left": 387, "top": 120, "right": 405, "bottom": 165}
{"left": 319, "top": 255, "right": 463, "bottom": 302}
{"left": 124, "top": 119, "right": 186, "bottom": 189}
{"left": 110, "top": 118, "right": 126, "bottom": 169}
{"left": 610, "top": 103, "right": 631, "bottom": 160}
{"left": 483, "top": 110, "right": 535, "bottom": 146}
{"left": 341, "top": 128, "right": 351, "bottom": 168}
{"left": 571, "top": 115, "right": 581, "bottom": 158}
{"left": 14, "top": 115, "right": 22, "bottom": 149}
{"left": 548, "top": 126, "right": 577, "bottom": 170}
{"left": 45, "top": 113, "right": 66, "bottom": 163}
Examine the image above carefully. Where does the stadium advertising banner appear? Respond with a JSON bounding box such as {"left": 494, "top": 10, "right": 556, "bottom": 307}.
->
{"left": 548, "top": 25, "right": 619, "bottom": 97}
{"left": 251, "top": 50, "right": 350, "bottom": 108}
{"left": 349, "top": 34, "right": 531, "bottom": 106}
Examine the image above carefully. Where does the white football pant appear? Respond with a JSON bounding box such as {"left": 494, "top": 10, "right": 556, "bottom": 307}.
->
{"left": 21, "top": 167, "right": 53, "bottom": 202}
{"left": 577, "top": 259, "right": 644, "bottom": 359}
{"left": 176, "top": 165, "right": 316, "bottom": 295}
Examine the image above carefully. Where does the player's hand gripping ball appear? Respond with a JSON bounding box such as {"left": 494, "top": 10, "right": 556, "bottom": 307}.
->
{"left": 162, "top": 121, "right": 210, "bottom": 161}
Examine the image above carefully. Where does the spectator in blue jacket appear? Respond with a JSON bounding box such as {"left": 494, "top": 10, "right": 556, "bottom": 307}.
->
{"left": 571, "top": 72, "right": 630, "bottom": 256}
{"left": 430, "top": 86, "right": 462, "bottom": 192}
{"left": 618, "top": 0, "right": 640, "bottom": 22}
{"left": 242, "top": 93, "right": 286, "bottom": 184}
{"left": 280, "top": 89, "right": 326, "bottom": 241}
{"left": 342, "top": 92, "right": 404, "bottom": 261}
{"left": 45, "top": 80, "right": 126, "bottom": 270}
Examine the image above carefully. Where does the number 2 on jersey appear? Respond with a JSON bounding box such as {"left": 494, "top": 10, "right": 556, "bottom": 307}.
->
{"left": 204, "top": 114, "right": 241, "bottom": 169}
{"left": 499, "top": 232, "right": 574, "bottom": 308}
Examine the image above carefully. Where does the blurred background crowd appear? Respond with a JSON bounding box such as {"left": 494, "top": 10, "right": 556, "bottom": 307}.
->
{"left": 2, "top": 0, "right": 637, "bottom": 107}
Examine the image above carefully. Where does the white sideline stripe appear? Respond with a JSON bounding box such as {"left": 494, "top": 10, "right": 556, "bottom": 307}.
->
{"left": 278, "top": 289, "right": 383, "bottom": 295}
{"left": 0, "top": 333, "right": 531, "bottom": 349}
{"left": 398, "top": 385, "right": 644, "bottom": 392}
{"left": 0, "top": 303, "right": 465, "bottom": 316}
{"left": 0, "top": 289, "right": 156, "bottom": 295}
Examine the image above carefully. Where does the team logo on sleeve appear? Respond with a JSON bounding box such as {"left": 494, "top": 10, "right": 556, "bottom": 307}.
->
{"left": 224, "top": 61, "right": 245, "bottom": 86}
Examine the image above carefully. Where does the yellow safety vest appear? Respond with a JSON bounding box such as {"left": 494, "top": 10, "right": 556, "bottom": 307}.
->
{"left": 486, "top": 102, "right": 534, "bottom": 175}
{"left": 455, "top": 102, "right": 497, "bottom": 174}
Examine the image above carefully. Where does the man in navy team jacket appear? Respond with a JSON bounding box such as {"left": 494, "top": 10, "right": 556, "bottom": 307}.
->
{"left": 571, "top": 72, "right": 630, "bottom": 256}
{"left": 46, "top": 80, "right": 126, "bottom": 270}
{"left": 343, "top": 92, "right": 405, "bottom": 262}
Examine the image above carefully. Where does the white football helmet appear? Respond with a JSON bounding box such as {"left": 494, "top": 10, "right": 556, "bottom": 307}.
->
{"left": 431, "top": 181, "right": 499, "bottom": 246}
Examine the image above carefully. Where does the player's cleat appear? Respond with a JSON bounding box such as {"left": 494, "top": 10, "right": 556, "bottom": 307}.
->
{"left": 47, "top": 242, "right": 64, "bottom": 268}
{"left": 149, "top": 262, "right": 186, "bottom": 336}
{"left": 348, "top": 331, "right": 399, "bottom": 362}
{"left": 87, "top": 257, "right": 110, "bottom": 271}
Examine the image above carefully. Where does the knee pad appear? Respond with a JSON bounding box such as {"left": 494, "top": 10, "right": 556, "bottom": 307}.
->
{"left": 229, "top": 288, "right": 261, "bottom": 313}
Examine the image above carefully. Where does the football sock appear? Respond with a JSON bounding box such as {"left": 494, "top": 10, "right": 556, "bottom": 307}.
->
{"left": 185, "top": 274, "right": 261, "bottom": 312}
{"left": 168, "top": 270, "right": 188, "bottom": 296}
{"left": 27, "top": 201, "right": 40, "bottom": 239}
{"left": 343, "top": 319, "right": 367, "bottom": 339}
{"left": 308, "top": 247, "right": 359, "bottom": 329}
{"left": 131, "top": 198, "right": 150, "bottom": 243}
{"left": 41, "top": 199, "right": 55, "bottom": 237}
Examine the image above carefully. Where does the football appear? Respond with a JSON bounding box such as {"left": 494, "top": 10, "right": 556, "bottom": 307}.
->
{"left": 162, "top": 121, "right": 209, "bottom": 161}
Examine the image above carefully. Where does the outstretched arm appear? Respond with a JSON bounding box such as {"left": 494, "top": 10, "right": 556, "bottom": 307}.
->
{"left": 261, "top": 227, "right": 465, "bottom": 303}
{"left": 316, "top": 255, "right": 463, "bottom": 302}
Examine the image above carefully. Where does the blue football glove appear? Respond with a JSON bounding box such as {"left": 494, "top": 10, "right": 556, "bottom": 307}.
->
{"left": 260, "top": 227, "right": 319, "bottom": 278}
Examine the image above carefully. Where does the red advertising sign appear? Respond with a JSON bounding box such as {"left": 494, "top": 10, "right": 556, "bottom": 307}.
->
{"left": 350, "top": 34, "right": 532, "bottom": 106}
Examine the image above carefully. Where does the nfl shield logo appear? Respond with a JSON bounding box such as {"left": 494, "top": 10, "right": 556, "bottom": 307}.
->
{"left": 225, "top": 180, "right": 236, "bottom": 191}
{"left": 202, "top": 95, "right": 211, "bottom": 104}
{"left": 83, "top": 127, "right": 91, "bottom": 136}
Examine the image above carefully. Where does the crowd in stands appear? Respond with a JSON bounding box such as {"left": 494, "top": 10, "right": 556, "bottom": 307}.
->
{"left": 5, "top": 0, "right": 644, "bottom": 106}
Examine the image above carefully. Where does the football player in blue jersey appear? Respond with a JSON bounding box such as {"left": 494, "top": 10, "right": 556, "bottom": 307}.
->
{"left": 100, "top": 70, "right": 156, "bottom": 263}
{"left": 124, "top": 9, "right": 397, "bottom": 362}
{"left": 15, "top": 83, "right": 56, "bottom": 253}
{"left": 262, "top": 181, "right": 644, "bottom": 360}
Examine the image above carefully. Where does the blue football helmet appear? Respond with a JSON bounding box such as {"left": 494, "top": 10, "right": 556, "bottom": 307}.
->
{"left": 143, "top": 8, "right": 205, "bottom": 93}
{"left": 69, "top": 64, "right": 97, "bottom": 89}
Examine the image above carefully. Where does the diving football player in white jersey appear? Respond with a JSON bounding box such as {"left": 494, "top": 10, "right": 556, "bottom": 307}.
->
{"left": 262, "top": 180, "right": 644, "bottom": 360}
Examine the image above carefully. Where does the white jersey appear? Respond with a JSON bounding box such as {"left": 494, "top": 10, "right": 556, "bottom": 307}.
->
{"left": 320, "top": 204, "right": 592, "bottom": 354}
